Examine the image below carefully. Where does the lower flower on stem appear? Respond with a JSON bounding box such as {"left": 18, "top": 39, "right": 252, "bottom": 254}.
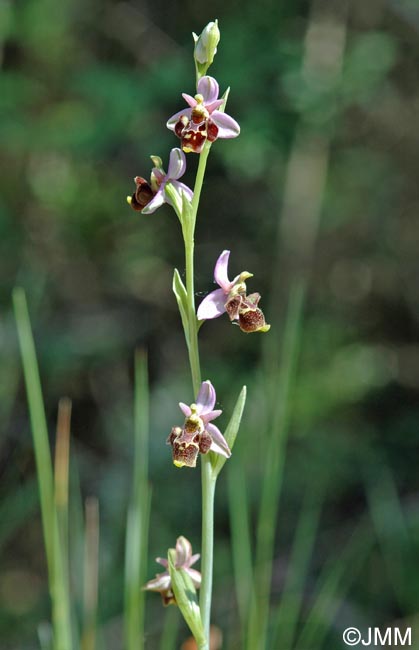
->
{"left": 143, "top": 536, "right": 201, "bottom": 606}
{"left": 167, "top": 380, "right": 231, "bottom": 468}
{"left": 127, "top": 148, "right": 193, "bottom": 214}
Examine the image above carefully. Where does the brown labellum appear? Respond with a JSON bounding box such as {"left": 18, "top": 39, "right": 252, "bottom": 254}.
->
{"left": 130, "top": 176, "right": 155, "bottom": 211}
{"left": 238, "top": 306, "right": 269, "bottom": 333}
{"left": 172, "top": 438, "right": 200, "bottom": 467}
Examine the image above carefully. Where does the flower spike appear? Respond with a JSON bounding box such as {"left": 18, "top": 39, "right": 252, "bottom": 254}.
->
{"left": 167, "top": 380, "right": 231, "bottom": 468}
{"left": 167, "top": 76, "right": 240, "bottom": 153}
{"left": 197, "top": 250, "right": 270, "bottom": 333}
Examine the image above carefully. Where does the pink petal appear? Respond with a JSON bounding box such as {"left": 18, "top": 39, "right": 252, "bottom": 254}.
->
{"left": 141, "top": 189, "right": 165, "bottom": 214}
{"left": 182, "top": 93, "right": 197, "bottom": 108}
{"left": 196, "top": 381, "right": 216, "bottom": 415}
{"left": 156, "top": 557, "right": 169, "bottom": 568}
{"left": 197, "top": 288, "right": 227, "bottom": 320}
{"left": 197, "top": 75, "right": 219, "bottom": 103}
{"left": 167, "top": 147, "right": 186, "bottom": 180}
{"left": 201, "top": 409, "right": 222, "bottom": 425}
{"left": 189, "top": 553, "right": 200, "bottom": 567}
{"left": 206, "top": 422, "right": 231, "bottom": 458}
{"left": 186, "top": 567, "right": 202, "bottom": 588}
{"left": 143, "top": 572, "right": 171, "bottom": 591}
{"left": 176, "top": 536, "right": 192, "bottom": 566}
{"left": 171, "top": 180, "right": 193, "bottom": 202}
{"left": 179, "top": 402, "right": 192, "bottom": 417}
{"left": 210, "top": 111, "right": 240, "bottom": 138}
{"left": 214, "top": 250, "right": 231, "bottom": 290}
{"left": 166, "top": 107, "right": 192, "bottom": 131}
{"left": 206, "top": 99, "right": 224, "bottom": 114}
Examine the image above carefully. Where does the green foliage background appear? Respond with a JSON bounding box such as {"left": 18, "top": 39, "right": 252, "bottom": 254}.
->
{"left": 1, "top": 0, "right": 419, "bottom": 647}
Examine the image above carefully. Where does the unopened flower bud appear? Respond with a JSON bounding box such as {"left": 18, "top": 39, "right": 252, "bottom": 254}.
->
{"left": 193, "top": 20, "right": 220, "bottom": 80}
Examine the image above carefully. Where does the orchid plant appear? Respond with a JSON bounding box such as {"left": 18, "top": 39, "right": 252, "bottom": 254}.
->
{"left": 129, "top": 21, "right": 270, "bottom": 648}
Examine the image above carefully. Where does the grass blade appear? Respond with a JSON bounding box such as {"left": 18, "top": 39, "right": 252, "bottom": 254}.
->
{"left": 272, "top": 483, "right": 324, "bottom": 649}
{"left": 365, "top": 459, "right": 409, "bottom": 611}
{"left": 124, "top": 349, "right": 151, "bottom": 650}
{"left": 81, "top": 497, "right": 99, "bottom": 650}
{"left": 13, "top": 287, "right": 73, "bottom": 650}
{"left": 295, "top": 521, "right": 371, "bottom": 650}
{"left": 227, "top": 460, "right": 254, "bottom": 643}
{"left": 247, "top": 282, "right": 305, "bottom": 650}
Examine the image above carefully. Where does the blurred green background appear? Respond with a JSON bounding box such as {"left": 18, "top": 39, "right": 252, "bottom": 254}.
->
{"left": 2, "top": 0, "right": 419, "bottom": 647}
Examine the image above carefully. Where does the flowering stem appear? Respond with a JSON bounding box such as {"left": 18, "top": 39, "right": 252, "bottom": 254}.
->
{"left": 184, "top": 236, "right": 201, "bottom": 394}
{"left": 183, "top": 143, "right": 211, "bottom": 393}
{"left": 200, "top": 456, "right": 215, "bottom": 641}
{"left": 181, "top": 142, "right": 214, "bottom": 646}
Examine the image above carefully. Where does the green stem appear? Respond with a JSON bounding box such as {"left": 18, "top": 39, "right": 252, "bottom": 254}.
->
{"left": 183, "top": 143, "right": 211, "bottom": 393}
{"left": 184, "top": 237, "right": 201, "bottom": 394}
{"left": 181, "top": 142, "right": 214, "bottom": 645}
{"left": 200, "top": 458, "right": 215, "bottom": 641}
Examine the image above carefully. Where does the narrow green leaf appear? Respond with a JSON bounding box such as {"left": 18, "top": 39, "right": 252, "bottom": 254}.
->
{"left": 364, "top": 459, "right": 409, "bottom": 610}
{"left": 220, "top": 87, "right": 230, "bottom": 111}
{"left": 167, "top": 549, "right": 206, "bottom": 649}
{"left": 247, "top": 283, "right": 304, "bottom": 650}
{"left": 13, "top": 287, "right": 73, "bottom": 650}
{"left": 13, "top": 287, "right": 55, "bottom": 570}
{"left": 272, "top": 484, "right": 325, "bottom": 649}
{"left": 295, "top": 521, "right": 371, "bottom": 650}
{"left": 227, "top": 461, "right": 254, "bottom": 641}
{"left": 173, "top": 269, "right": 190, "bottom": 344}
{"left": 211, "top": 385, "right": 246, "bottom": 476}
{"left": 124, "top": 349, "right": 151, "bottom": 650}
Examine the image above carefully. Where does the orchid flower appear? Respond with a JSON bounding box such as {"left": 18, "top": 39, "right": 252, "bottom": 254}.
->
{"left": 166, "top": 76, "right": 240, "bottom": 153}
{"left": 127, "top": 148, "right": 193, "bottom": 215}
{"left": 167, "top": 380, "right": 231, "bottom": 468}
{"left": 197, "top": 250, "right": 270, "bottom": 333}
{"left": 143, "top": 536, "right": 201, "bottom": 606}
{"left": 197, "top": 250, "right": 250, "bottom": 320}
